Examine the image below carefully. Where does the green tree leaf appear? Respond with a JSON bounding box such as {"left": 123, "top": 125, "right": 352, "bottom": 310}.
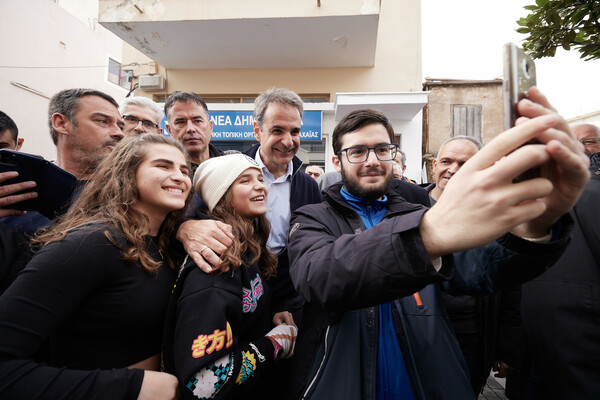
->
{"left": 516, "top": 0, "right": 600, "bottom": 60}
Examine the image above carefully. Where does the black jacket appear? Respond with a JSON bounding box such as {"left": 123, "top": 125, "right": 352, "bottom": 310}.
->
{"left": 189, "top": 144, "right": 224, "bottom": 176}
{"left": 162, "top": 254, "right": 278, "bottom": 400}
{"left": 521, "top": 153, "right": 600, "bottom": 399}
{"left": 287, "top": 183, "right": 573, "bottom": 400}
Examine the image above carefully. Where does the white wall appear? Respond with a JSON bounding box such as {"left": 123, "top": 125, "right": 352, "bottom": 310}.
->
{"left": 321, "top": 110, "right": 424, "bottom": 184}
{"left": 0, "top": 0, "right": 127, "bottom": 160}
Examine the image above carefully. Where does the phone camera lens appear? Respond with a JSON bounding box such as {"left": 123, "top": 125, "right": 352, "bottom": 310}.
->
{"left": 522, "top": 59, "right": 532, "bottom": 79}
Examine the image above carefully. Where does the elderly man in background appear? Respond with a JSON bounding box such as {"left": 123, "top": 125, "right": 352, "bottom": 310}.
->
{"left": 573, "top": 123, "right": 600, "bottom": 156}
{"left": 426, "top": 136, "right": 482, "bottom": 202}
{"left": 305, "top": 165, "right": 324, "bottom": 181}
{"left": 119, "top": 96, "right": 164, "bottom": 136}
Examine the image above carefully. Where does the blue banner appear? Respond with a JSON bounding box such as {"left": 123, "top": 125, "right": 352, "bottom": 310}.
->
{"left": 161, "top": 110, "right": 321, "bottom": 141}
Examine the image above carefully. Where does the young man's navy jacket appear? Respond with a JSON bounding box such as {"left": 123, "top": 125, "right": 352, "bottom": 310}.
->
{"left": 287, "top": 183, "right": 572, "bottom": 400}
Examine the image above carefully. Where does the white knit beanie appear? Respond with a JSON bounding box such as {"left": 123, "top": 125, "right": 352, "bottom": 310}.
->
{"left": 193, "top": 154, "right": 262, "bottom": 211}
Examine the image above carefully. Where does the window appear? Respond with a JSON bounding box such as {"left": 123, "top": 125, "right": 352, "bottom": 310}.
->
{"left": 301, "top": 140, "right": 325, "bottom": 152}
{"left": 108, "top": 58, "right": 133, "bottom": 90}
{"left": 451, "top": 105, "right": 482, "bottom": 140}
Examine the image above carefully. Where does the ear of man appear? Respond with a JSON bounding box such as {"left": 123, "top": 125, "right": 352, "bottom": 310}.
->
{"left": 51, "top": 113, "right": 73, "bottom": 137}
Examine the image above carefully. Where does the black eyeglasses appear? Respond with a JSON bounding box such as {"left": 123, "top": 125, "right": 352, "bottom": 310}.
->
{"left": 122, "top": 115, "right": 159, "bottom": 130}
{"left": 580, "top": 138, "right": 600, "bottom": 146}
{"left": 337, "top": 144, "right": 398, "bottom": 164}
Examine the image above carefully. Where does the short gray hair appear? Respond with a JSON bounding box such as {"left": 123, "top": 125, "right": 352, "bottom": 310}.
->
{"left": 120, "top": 96, "right": 164, "bottom": 123}
{"left": 572, "top": 123, "right": 600, "bottom": 137}
{"left": 254, "top": 87, "right": 303, "bottom": 129}
{"left": 437, "top": 135, "right": 483, "bottom": 156}
{"left": 397, "top": 149, "right": 407, "bottom": 166}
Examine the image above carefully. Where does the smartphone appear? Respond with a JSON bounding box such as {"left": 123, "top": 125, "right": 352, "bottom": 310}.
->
{"left": 503, "top": 43, "right": 540, "bottom": 182}
{"left": 503, "top": 42, "right": 537, "bottom": 130}
{"left": 0, "top": 149, "right": 77, "bottom": 218}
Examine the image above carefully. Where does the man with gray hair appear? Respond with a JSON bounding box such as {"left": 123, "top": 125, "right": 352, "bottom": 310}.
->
{"left": 1, "top": 89, "right": 123, "bottom": 224}
{"left": 392, "top": 149, "right": 415, "bottom": 182}
{"left": 305, "top": 165, "right": 324, "bottom": 181}
{"left": 242, "top": 87, "right": 321, "bottom": 322}
{"left": 427, "top": 135, "right": 483, "bottom": 202}
{"left": 177, "top": 88, "right": 320, "bottom": 325}
{"left": 424, "top": 134, "right": 525, "bottom": 396}
{"left": 48, "top": 88, "right": 125, "bottom": 180}
{"left": 573, "top": 123, "right": 600, "bottom": 157}
{"left": 1, "top": 89, "right": 124, "bottom": 284}
{"left": 119, "top": 96, "right": 163, "bottom": 136}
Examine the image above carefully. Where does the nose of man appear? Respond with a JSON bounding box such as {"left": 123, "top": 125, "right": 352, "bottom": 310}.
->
{"left": 364, "top": 149, "right": 381, "bottom": 166}
{"left": 280, "top": 132, "right": 295, "bottom": 149}
{"left": 133, "top": 122, "right": 146, "bottom": 134}
{"left": 186, "top": 120, "right": 198, "bottom": 133}
{"left": 448, "top": 162, "right": 461, "bottom": 174}
{"left": 111, "top": 125, "right": 125, "bottom": 140}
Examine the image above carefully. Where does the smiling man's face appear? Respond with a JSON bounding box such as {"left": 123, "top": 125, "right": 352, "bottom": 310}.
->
{"left": 431, "top": 139, "right": 479, "bottom": 200}
{"left": 254, "top": 102, "right": 301, "bottom": 178}
{"left": 333, "top": 123, "right": 393, "bottom": 201}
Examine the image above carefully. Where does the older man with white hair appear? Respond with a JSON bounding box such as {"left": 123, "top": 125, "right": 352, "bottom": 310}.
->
{"left": 573, "top": 123, "right": 600, "bottom": 157}
{"left": 119, "top": 96, "right": 163, "bottom": 136}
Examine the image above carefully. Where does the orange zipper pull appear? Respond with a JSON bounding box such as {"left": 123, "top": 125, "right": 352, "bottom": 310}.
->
{"left": 413, "top": 292, "right": 423, "bottom": 306}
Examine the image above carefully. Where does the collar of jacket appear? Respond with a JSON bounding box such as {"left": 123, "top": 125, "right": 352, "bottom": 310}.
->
{"left": 325, "top": 183, "right": 424, "bottom": 219}
{"left": 244, "top": 143, "right": 303, "bottom": 178}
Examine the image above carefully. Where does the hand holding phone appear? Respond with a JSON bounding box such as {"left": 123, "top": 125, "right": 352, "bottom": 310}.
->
{"left": 503, "top": 43, "right": 542, "bottom": 182}
{"left": 503, "top": 42, "right": 537, "bottom": 130}
{"left": 0, "top": 171, "right": 38, "bottom": 218}
{"left": 0, "top": 150, "right": 76, "bottom": 219}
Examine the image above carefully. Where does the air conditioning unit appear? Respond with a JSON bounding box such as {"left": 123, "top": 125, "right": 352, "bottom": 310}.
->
{"left": 139, "top": 74, "right": 165, "bottom": 91}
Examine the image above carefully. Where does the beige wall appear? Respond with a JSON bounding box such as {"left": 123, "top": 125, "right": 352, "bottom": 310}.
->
{"left": 568, "top": 110, "right": 600, "bottom": 127}
{"left": 122, "top": 0, "right": 422, "bottom": 99}
{"left": 105, "top": 0, "right": 426, "bottom": 180}
{"left": 424, "top": 82, "right": 503, "bottom": 155}
{"left": 421, "top": 80, "right": 503, "bottom": 181}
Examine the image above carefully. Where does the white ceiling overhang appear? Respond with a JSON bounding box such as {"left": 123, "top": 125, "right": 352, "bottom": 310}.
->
{"left": 100, "top": 14, "right": 379, "bottom": 69}
{"left": 334, "top": 92, "right": 430, "bottom": 121}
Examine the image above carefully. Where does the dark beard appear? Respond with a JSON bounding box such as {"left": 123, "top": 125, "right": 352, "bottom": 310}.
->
{"left": 69, "top": 125, "right": 114, "bottom": 177}
{"left": 340, "top": 162, "right": 391, "bottom": 201}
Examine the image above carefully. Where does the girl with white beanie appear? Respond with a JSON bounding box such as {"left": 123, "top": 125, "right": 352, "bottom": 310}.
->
{"left": 162, "top": 153, "right": 297, "bottom": 400}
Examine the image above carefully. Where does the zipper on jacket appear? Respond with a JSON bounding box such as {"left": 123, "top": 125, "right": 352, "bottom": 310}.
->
{"left": 413, "top": 292, "right": 423, "bottom": 307}
{"left": 302, "top": 325, "right": 331, "bottom": 399}
{"left": 366, "top": 307, "right": 375, "bottom": 328}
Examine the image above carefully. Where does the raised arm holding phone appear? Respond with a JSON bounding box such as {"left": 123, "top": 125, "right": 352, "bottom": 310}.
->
{"left": 285, "top": 84, "right": 589, "bottom": 400}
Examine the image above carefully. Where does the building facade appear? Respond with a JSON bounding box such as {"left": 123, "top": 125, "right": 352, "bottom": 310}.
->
{"left": 421, "top": 78, "right": 504, "bottom": 181}
{"left": 99, "top": 0, "right": 428, "bottom": 181}
{"left": 0, "top": 0, "right": 130, "bottom": 160}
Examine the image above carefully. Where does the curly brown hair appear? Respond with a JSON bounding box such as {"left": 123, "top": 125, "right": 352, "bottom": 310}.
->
{"left": 209, "top": 188, "right": 277, "bottom": 278}
{"left": 32, "top": 134, "right": 191, "bottom": 273}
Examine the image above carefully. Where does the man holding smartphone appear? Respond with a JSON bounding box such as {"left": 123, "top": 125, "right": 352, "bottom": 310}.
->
{"left": 286, "top": 88, "right": 589, "bottom": 400}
